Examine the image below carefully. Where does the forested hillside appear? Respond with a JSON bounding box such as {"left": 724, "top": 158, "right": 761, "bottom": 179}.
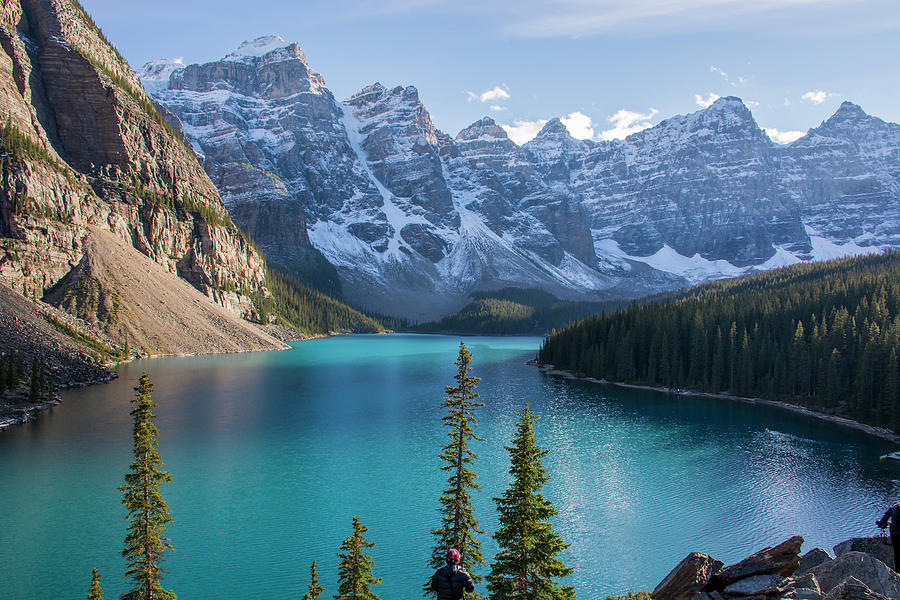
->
{"left": 255, "top": 266, "right": 385, "bottom": 335}
{"left": 538, "top": 252, "right": 900, "bottom": 432}
{"left": 410, "top": 288, "right": 623, "bottom": 334}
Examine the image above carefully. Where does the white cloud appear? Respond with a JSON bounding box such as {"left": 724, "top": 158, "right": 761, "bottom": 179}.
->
{"left": 710, "top": 65, "right": 729, "bottom": 80}
{"left": 560, "top": 111, "right": 595, "bottom": 139}
{"left": 746, "top": 100, "right": 760, "bottom": 108}
{"left": 764, "top": 127, "right": 806, "bottom": 144}
{"left": 469, "top": 85, "right": 510, "bottom": 103}
{"left": 501, "top": 119, "right": 548, "bottom": 145}
{"left": 784, "top": 97, "right": 793, "bottom": 106}
{"left": 489, "top": 105, "right": 507, "bottom": 112}
{"left": 600, "top": 108, "right": 658, "bottom": 141}
{"left": 802, "top": 90, "right": 835, "bottom": 104}
{"left": 695, "top": 92, "right": 721, "bottom": 108}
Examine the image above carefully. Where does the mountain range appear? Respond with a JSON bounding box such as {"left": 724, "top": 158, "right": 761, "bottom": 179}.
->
{"left": 140, "top": 35, "right": 900, "bottom": 320}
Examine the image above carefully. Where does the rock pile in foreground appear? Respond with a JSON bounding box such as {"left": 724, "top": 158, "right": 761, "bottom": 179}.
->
{"left": 652, "top": 535, "right": 900, "bottom": 600}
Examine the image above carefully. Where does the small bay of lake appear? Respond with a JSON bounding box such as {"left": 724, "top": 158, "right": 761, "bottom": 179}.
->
{"left": 1, "top": 334, "right": 899, "bottom": 599}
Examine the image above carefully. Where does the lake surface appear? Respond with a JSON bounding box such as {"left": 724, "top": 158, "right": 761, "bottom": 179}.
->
{"left": 1, "top": 334, "right": 899, "bottom": 600}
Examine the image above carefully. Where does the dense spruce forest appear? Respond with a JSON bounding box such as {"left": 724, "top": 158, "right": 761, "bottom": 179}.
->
{"left": 254, "top": 265, "right": 386, "bottom": 334}
{"left": 538, "top": 252, "right": 900, "bottom": 433}
{"left": 410, "top": 287, "right": 624, "bottom": 334}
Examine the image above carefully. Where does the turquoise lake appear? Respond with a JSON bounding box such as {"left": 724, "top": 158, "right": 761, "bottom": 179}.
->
{"left": 1, "top": 334, "right": 899, "bottom": 599}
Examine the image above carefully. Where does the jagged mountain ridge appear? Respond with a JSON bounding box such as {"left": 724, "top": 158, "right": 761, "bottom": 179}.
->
{"left": 141, "top": 36, "right": 900, "bottom": 319}
{"left": 0, "top": 2, "right": 281, "bottom": 356}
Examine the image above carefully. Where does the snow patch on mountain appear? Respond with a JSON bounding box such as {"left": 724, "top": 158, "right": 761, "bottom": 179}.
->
{"left": 226, "top": 35, "right": 289, "bottom": 60}
{"left": 137, "top": 58, "right": 184, "bottom": 93}
{"left": 806, "top": 226, "right": 883, "bottom": 261}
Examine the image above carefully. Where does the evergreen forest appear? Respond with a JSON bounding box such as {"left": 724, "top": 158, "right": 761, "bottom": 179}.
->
{"left": 410, "top": 288, "right": 624, "bottom": 335}
{"left": 538, "top": 252, "right": 900, "bottom": 432}
{"left": 254, "top": 265, "right": 388, "bottom": 335}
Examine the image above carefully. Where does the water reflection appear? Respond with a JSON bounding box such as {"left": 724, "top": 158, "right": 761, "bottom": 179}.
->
{"left": 0, "top": 334, "right": 898, "bottom": 600}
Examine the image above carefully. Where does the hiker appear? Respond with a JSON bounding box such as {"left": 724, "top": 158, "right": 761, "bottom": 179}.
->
{"left": 430, "top": 548, "right": 475, "bottom": 600}
{"left": 877, "top": 500, "right": 900, "bottom": 570}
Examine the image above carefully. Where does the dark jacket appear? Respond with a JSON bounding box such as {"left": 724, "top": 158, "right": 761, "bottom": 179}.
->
{"left": 877, "top": 503, "right": 900, "bottom": 535}
{"left": 430, "top": 564, "right": 475, "bottom": 600}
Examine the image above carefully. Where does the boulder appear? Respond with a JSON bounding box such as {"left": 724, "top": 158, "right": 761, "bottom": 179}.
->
{"left": 791, "top": 572, "right": 822, "bottom": 593}
{"left": 652, "top": 552, "right": 724, "bottom": 600}
{"left": 723, "top": 574, "right": 784, "bottom": 596}
{"left": 833, "top": 537, "right": 894, "bottom": 569}
{"left": 794, "top": 590, "right": 825, "bottom": 600}
{"left": 712, "top": 536, "right": 804, "bottom": 587}
{"left": 822, "top": 576, "right": 890, "bottom": 600}
{"left": 807, "top": 551, "right": 900, "bottom": 598}
{"left": 798, "top": 549, "right": 834, "bottom": 575}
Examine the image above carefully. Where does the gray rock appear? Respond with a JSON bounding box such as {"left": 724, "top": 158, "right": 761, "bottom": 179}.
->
{"left": 833, "top": 538, "right": 894, "bottom": 569}
{"left": 724, "top": 574, "right": 784, "bottom": 596}
{"left": 799, "top": 550, "right": 834, "bottom": 575}
{"left": 791, "top": 573, "right": 822, "bottom": 593}
{"left": 652, "top": 552, "right": 724, "bottom": 600}
{"left": 822, "top": 576, "right": 890, "bottom": 600}
{"left": 713, "top": 536, "right": 804, "bottom": 587}
{"left": 807, "top": 551, "right": 900, "bottom": 598}
{"left": 794, "top": 590, "right": 825, "bottom": 600}
{"left": 141, "top": 42, "right": 900, "bottom": 319}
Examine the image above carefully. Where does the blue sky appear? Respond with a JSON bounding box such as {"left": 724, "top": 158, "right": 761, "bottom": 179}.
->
{"left": 81, "top": 0, "right": 899, "bottom": 144}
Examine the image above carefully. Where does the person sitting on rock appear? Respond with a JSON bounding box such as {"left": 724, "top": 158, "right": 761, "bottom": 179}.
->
{"left": 430, "top": 548, "right": 475, "bottom": 600}
{"left": 877, "top": 500, "right": 900, "bottom": 570}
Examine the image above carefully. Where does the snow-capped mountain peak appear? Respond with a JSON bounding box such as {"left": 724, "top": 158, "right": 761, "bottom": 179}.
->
{"left": 456, "top": 117, "right": 510, "bottom": 142}
{"left": 225, "top": 35, "right": 290, "bottom": 60}
{"left": 142, "top": 37, "right": 900, "bottom": 319}
{"left": 136, "top": 58, "right": 185, "bottom": 93}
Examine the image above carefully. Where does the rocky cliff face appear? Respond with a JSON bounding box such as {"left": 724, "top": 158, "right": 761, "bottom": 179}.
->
{"left": 0, "top": 0, "right": 277, "bottom": 354}
{"left": 143, "top": 37, "right": 900, "bottom": 318}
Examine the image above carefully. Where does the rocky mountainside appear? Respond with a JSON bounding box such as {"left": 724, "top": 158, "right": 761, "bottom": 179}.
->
{"left": 142, "top": 36, "right": 900, "bottom": 320}
{"left": 0, "top": 1, "right": 281, "bottom": 356}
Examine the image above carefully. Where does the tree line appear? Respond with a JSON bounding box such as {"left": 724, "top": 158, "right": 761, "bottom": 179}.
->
{"left": 253, "top": 264, "right": 386, "bottom": 334}
{"left": 0, "top": 351, "right": 55, "bottom": 403}
{"left": 83, "top": 342, "right": 578, "bottom": 599}
{"left": 410, "top": 287, "right": 626, "bottom": 335}
{"left": 538, "top": 251, "right": 900, "bottom": 432}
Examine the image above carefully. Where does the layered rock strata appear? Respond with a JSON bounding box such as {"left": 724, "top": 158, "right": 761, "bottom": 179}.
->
{"left": 144, "top": 37, "right": 900, "bottom": 319}
{"left": 0, "top": 1, "right": 280, "bottom": 356}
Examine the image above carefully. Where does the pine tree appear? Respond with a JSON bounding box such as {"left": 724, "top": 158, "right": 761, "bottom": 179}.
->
{"left": 428, "top": 341, "right": 486, "bottom": 594}
{"left": 487, "top": 406, "right": 575, "bottom": 600}
{"left": 335, "top": 516, "right": 381, "bottom": 600}
{"left": 28, "top": 355, "right": 43, "bottom": 403}
{"left": 302, "top": 559, "right": 325, "bottom": 600}
{"left": 87, "top": 568, "right": 104, "bottom": 600}
{"left": 119, "top": 373, "right": 176, "bottom": 600}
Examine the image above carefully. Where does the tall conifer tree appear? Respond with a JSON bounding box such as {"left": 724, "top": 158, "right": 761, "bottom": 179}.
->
{"left": 119, "top": 373, "right": 176, "bottom": 600}
{"left": 487, "top": 406, "right": 575, "bottom": 600}
{"left": 335, "top": 516, "right": 381, "bottom": 600}
{"left": 87, "top": 568, "right": 104, "bottom": 600}
{"left": 428, "top": 341, "right": 485, "bottom": 594}
{"left": 303, "top": 559, "right": 325, "bottom": 600}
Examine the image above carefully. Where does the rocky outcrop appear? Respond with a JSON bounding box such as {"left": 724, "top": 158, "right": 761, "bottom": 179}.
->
{"left": 806, "top": 552, "right": 900, "bottom": 599}
{"left": 0, "top": 0, "right": 277, "bottom": 356}
{"left": 652, "top": 552, "right": 723, "bottom": 600}
{"left": 712, "top": 536, "right": 804, "bottom": 587}
{"left": 799, "top": 549, "right": 835, "bottom": 575}
{"left": 143, "top": 37, "right": 900, "bottom": 318}
{"left": 833, "top": 538, "right": 894, "bottom": 569}
{"left": 651, "top": 535, "right": 900, "bottom": 600}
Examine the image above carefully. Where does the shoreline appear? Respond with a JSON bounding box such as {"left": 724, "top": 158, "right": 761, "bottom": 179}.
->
{"left": 0, "top": 325, "right": 379, "bottom": 433}
{"left": 529, "top": 360, "right": 900, "bottom": 445}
